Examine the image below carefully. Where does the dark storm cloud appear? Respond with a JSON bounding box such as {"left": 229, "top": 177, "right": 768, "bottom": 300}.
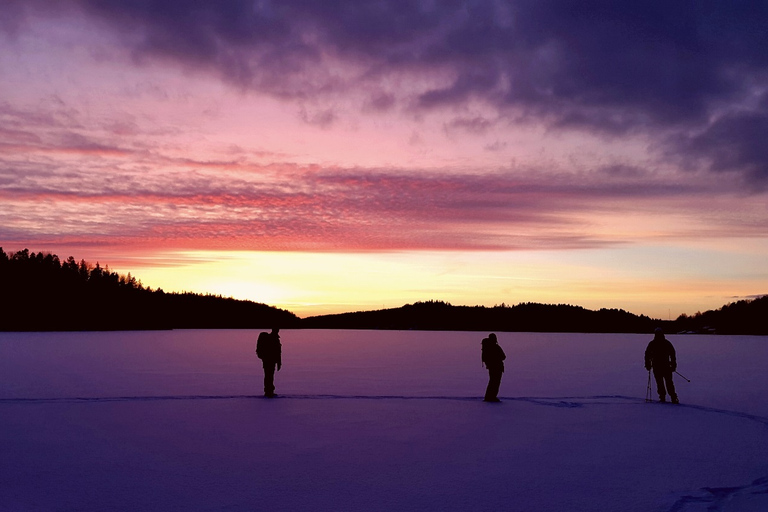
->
{"left": 63, "top": 2, "right": 765, "bottom": 116}
{"left": 678, "top": 111, "right": 768, "bottom": 188}
{"left": 9, "top": 1, "right": 768, "bottom": 186}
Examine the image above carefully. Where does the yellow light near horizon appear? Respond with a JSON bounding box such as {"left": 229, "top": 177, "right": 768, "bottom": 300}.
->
{"left": 118, "top": 247, "right": 768, "bottom": 321}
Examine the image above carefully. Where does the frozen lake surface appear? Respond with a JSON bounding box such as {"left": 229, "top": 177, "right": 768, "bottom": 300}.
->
{"left": 1, "top": 330, "right": 767, "bottom": 511}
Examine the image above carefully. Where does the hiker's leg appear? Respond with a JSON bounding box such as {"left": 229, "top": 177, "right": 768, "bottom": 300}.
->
{"left": 653, "top": 369, "right": 667, "bottom": 399}
{"left": 665, "top": 372, "right": 677, "bottom": 401}
{"left": 485, "top": 369, "right": 502, "bottom": 400}
{"left": 263, "top": 362, "right": 276, "bottom": 395}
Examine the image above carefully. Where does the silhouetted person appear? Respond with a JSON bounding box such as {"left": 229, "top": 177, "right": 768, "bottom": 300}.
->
{"left": 256, "top": 328, "right": 282, "bottom": 398}
{"left": 481, "top": 333, "right": 506, "bottom": 402}
{"left": 644, "top": 327, "right": 678, "bottom": 404}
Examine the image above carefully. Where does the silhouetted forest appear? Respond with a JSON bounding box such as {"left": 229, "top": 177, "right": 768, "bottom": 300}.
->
{"left": 0, "top": 248, "right": 299, "bottom": 331}
{"left": 2, "top": 248, "right": 765, "bottom": 334}
{"left": 672, "top": 296, "right": 768, "bottom": 335}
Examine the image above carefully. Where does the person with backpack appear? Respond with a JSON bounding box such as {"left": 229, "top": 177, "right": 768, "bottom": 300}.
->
{"left": 644, "top": 327, "right": 679, "bottom": 404}
{"left": 256, "top": 328, "right": 282, "bottom": 398}
{"left": 481, "top": 333, "right": 506, "bottom": 402}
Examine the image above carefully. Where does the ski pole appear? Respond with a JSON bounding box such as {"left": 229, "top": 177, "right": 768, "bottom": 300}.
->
{"left": 675, "top": 371, "right": 691, "bottom": 382}
{"left": 645, "top": 369, "right": 652, "bottom": 402}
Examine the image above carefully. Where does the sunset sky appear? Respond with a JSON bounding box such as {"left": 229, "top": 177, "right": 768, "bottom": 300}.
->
{"left": 2, "top": 1, "right": 767, "bottom": 319}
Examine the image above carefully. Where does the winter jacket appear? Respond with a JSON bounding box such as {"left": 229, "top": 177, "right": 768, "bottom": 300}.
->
{"left": 644, "top": 336, "right": 676, "bottom": 372}
{"left": 256, "top": 332, "right": 282, "bottom": 365}
{"left": 482, "top": 339, "right": 506, "bottom": 372}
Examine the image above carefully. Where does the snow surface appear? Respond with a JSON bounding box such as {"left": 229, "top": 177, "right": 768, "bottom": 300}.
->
{"left": 1, "top": 329, "right": 767, "bottom": 511}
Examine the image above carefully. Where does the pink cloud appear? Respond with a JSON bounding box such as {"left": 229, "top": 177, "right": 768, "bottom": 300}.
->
{"left": 0, "top": 151, "right": 732, "bottom": 254}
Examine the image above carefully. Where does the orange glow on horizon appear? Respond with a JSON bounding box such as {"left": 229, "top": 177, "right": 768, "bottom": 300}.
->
{"left": 102, "top": 248, "right": 768, "bottom": 321}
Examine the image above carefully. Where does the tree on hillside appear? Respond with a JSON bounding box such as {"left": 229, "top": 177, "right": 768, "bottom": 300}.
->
{"left": 0, "top": 248, "right": 299, "bottom": 331}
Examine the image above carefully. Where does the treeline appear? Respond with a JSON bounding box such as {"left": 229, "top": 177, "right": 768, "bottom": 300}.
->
{"left": 302, "top": 300, "right": 659, "bottom": 333}
{"left": 673, "top": 296, "right": 768, "bottom": 335}
{"left": 3, "top": 248, "right": 765, "bottom": 334}
{"left": 0, "top": 248, "right": 299, "bottom": 331}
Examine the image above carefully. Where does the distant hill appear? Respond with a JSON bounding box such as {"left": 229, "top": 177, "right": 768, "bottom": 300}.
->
{"left": 303, "top": 298, "right": 768, "bottom": 335}
{"left": 0, "top": 248, "right": 299, "bottom": 331}
{"left": 301, "top": 300, "right": 660, "bottom": 333}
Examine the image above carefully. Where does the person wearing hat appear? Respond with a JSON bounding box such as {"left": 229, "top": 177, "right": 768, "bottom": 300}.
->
{"left": 644, "top": 327, "right": 679, "bottom": 404}
{"left": 481, "top": 333, "right": 506, "bottom": 402}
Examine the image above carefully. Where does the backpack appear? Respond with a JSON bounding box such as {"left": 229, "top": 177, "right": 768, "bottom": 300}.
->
{"left": 481, "top": 338, "right": 494, "bottom": 365}
{"left": 481, "top": 338, "right": 505, "bottom": 369}
{"left": 256, "top": 331, "right": 270, "bottom": 359}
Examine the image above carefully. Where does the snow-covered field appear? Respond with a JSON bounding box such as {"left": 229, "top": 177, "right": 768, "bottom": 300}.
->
{"left": 1, "top": 330, "right": 767, "bottom": 511}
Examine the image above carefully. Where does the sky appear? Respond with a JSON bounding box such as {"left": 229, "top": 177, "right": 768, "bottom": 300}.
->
{"left": 1, "top": 1, "right": 767, "bottom": 319}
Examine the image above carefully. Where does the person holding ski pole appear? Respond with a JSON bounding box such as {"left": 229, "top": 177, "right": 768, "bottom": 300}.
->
{"left": 481, "top": 333, "right": 506, "bottom": 402}
{"left": 644, "top": 327, "right": 679, "bottom": 404}
{"left": 256, "top": 327, "right": 282, "bottom": 398}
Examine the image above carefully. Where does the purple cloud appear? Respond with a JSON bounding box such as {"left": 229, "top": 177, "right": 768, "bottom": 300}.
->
{"left": 20, "top": 2, "right": 749, "bottom": 120}
{"left": 678, "top": 111, "right": 768, "bottom": 188}
{"left": 445, "top": 116, "right": 496, "bottom": 135}
{"left": 6, "top": 1, "right": 768, "bottom": 189}
{"left": 57, "top": 1, "right": 768, "bottom": 186}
